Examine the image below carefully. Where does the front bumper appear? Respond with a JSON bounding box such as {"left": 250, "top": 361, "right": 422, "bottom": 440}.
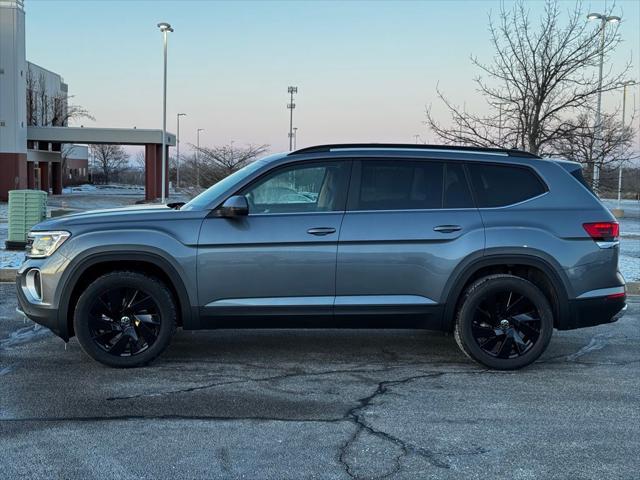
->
{"left": 15, "top": 276, "right": 65, "bottom": 338}
{"left": 562, "top": 295, "right": 627, "bottom": 330}
{"left": 15, "top": 255, "right": 70, "bottom": 340}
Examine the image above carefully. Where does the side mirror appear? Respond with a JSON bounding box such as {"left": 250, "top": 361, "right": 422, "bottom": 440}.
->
{"left": 216, "top": 195, "right": 249, "bottom": 217}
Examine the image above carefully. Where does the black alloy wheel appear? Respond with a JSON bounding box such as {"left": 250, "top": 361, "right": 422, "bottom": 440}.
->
{"left": 74, "top": 271, "right": 176, "bottom": 368}
{"left": 454, "top": 274, "right": 554, "bottom": 370}
{"left": 88, "top": 287, "right": 161, "bottom": 357}
{"left": 470, "top": 289, "right": 542, "bottom": 359}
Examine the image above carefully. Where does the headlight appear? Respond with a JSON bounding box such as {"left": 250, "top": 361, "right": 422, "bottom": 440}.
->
{"left": 26, "top": 231, "right": 71, "bottom": 258}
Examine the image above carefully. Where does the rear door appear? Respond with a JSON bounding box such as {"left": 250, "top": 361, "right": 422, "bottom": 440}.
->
{"left": 335, "top": 159, "right": 484, "bottom": 316}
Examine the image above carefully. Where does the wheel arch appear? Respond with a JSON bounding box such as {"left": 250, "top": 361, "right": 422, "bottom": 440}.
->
{"left": 57, "top": 250, "right": 196, "bottom": 340}
{"left": 442, "top": 254, "right": 572, "bottom": 332}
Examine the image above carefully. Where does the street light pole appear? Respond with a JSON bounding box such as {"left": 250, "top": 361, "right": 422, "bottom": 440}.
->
{"left": 157, "top": 22, "right": 173, "bottom": 204}
{"left": 176, "top": 113, "right": 186, "bottom": 190}
{"left": 287, "top": 86, "right": 297, "bottom": 151}
{"left": 587, "top": 13, "right": 620, "bottom": 193}
{"left": 196, "top": 128, "right": 204, "bottom": 188}
{"left": 617, "top": 80, "right": 636, "bottom": 208}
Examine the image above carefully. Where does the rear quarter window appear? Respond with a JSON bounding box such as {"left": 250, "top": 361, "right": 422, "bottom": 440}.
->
{"left": 467, "top": 163, "right": 547, "bottom": 208}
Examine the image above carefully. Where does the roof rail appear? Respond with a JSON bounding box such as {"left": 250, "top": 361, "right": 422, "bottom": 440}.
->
{"left": 288, "top": 143, "right": 540, "bottom": 159}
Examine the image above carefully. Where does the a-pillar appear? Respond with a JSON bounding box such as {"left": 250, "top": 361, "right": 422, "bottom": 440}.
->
{"left": 27, "top": 161, "right": 35, "bottom": 189}
{"left": 51, "top": 162, "right": 63, "bottom": 195}
{"left": 39, "top": 162, "right": 50, "bottom": 194}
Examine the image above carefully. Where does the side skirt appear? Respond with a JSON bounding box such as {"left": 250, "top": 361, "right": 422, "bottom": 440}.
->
{"left": 195, "top": 305, "right": 445, "bottom": 330}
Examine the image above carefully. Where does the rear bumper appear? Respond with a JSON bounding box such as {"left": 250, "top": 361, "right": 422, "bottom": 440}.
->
{"left": 562, "top": 295, "right": 627, "bottom": 330}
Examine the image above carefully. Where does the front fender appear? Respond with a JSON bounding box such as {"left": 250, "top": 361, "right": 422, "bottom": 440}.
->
{"left": 55, "top": 231, "right": 199, "bottom": 338}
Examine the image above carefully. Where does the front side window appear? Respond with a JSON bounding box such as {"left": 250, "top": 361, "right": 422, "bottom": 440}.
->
{"left": 467, "top": 163, "right": 547, "bottom": 207}
{"left": 353, "top": 160, "right": 444, "bottom": 211}
{"left": 242, "top": 161, "right": 349, "bottom": 214}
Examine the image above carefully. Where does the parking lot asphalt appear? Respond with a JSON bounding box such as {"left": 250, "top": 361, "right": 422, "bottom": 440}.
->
{"left": 1, "top": 282, "right": 638, "bottom": 480}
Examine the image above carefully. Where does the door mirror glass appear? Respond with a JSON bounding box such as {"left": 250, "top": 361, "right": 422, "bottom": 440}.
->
{"left": 216, "top": 195, "right": 249, "bottom": 217}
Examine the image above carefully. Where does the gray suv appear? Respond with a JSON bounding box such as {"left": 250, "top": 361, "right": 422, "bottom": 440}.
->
{"left": 16, "top": 144, "right": 627, "bottom": 369}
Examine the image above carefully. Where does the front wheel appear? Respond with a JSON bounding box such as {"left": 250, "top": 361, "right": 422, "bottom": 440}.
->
{"left": 454, "top": 274, "right": 553, "bottom": 370}
{"left": 74, "top": 271, "right": 176, "bottom": 368}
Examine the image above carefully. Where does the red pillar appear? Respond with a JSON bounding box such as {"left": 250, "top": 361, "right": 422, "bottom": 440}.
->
{"left": 51, "top": 162, "right": 63, "bottom": 195}
{"left": 0, "top": 153, "right": 27, "bottom": 201}
{"left": 39, "top": 162, "right": 50, "bottom": 194}
{"left": 27, "top": 161, "right": 35, "bottom": 189}
{"left": 145, "top": 144, "right": 158, "bottom": 201}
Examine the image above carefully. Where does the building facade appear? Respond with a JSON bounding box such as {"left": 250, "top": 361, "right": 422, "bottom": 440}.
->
{"left": 1, "top": 0, "right": 172, "bottom": 202}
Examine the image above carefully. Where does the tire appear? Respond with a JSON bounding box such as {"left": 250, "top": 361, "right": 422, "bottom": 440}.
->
{"left": 454, "top": 274, "right": 553, "bottom": 370}
{"left": 73, "top": 271, "right": 177, "bottom": 368}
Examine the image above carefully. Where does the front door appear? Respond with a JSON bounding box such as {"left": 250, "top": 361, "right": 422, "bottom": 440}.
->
{"left": 335, "top": 159, "right": 484, "bottom": 321}
{"left": 197, "top": 160, "right": 351, "bottom": 322}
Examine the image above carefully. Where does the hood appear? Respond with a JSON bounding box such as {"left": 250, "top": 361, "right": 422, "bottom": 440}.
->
{"left": 33, "top": 204, "right": 185, "bottom": 231}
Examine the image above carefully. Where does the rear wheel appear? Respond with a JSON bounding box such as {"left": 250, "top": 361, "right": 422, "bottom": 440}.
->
{"left": 74, "top": 271, "right": 176, "bottom": 368}
{"left": 454, "top": 274, "right": 553, "bottom": 370}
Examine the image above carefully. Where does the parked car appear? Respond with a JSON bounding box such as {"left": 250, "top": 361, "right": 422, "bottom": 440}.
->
{"left": 16, "top": 144, "right": 626, "bottom": 369}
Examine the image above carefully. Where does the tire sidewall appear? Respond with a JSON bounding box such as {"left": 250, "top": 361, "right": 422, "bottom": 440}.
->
{"left": 458, "top": 276, "right": 553, "bottom": 370}
{"left": 73, "top": 272, "right": 175, "bottom": 368}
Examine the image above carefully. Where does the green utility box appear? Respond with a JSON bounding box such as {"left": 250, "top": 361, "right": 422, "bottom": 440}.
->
{"left": 5, "top": 190, "right": 47, "bottom": 249}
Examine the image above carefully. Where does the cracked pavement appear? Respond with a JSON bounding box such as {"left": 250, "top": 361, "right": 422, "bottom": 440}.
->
{"left": 1, "top": 283, "right": 638, "bottom": 479}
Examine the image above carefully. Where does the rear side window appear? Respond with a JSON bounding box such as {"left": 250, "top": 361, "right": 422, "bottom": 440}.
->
{"left": 356, "top": 161, "right": 443, "bottom": 210}
{"left": 444, "top": 163, "right": 474, "bottom": 208}
{"left": 467, "top": 163, "right": 546, "bottom": 207}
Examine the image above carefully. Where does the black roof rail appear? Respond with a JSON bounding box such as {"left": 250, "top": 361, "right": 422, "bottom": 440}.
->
{"left": 288, "top": 143, "right": 541, "bottom": 159}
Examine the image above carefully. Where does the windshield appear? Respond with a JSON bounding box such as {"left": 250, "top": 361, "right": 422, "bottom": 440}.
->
{"left": 182, "top": 160, "right": 267, "bottom": 210}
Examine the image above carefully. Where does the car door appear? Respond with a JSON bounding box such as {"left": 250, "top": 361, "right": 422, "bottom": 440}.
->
{"left": 197, "top": 160, "right": 351, "bottom": 323}
{"left": 335, "top": 159, "right": 484, "bottom": 319}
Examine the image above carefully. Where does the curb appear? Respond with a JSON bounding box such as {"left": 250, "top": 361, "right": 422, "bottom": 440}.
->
{"left": 1, "top": 268, "right": 639, "bottom": 295}
{"left": 0, "top": 269, "right": 17, "bottom": 283}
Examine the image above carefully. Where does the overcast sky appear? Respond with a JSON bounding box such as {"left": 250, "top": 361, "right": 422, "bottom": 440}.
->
{"left": 25, "top": 0, "right": 640, "bottom": 154}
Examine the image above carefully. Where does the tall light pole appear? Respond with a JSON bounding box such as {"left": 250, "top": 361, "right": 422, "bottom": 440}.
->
{"left": 157, "top": 22, "right": 173, "bottom": 203}
{"left": 293, "top": 127, "right": 298, "bottom": 150}
{"left": 617, "top": 80, "right": 636, "bottom": 208}
{"left": 587, "top": 12, "right": 620, "bottom": 193}
{"left": 196, "top": 128, "right": 204, "bottom": 188}
{"left": 287, "top": 86, "right": 297, "bottom": 151}
{"left": 176, "top": 113, "right": 186, "bottom": 189}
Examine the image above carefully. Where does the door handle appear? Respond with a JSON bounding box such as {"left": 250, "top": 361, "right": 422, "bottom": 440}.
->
{"left": 307, "top": 227, "right": 336, "bottom": 236}
{"left": 433, "top": 225, "right": 462, "bottom": 233}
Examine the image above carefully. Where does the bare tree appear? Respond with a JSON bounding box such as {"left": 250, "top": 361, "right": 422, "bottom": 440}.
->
{"left": 425, "top": 0, "right": 630, "bottom": 155}
{"left": 549, "top": 111, "right": 638, "bottom": 181}
{"left": 25, "top": 65, "right": 93, "bottom": 127}
{"left": 185, "top": 143, "right": 269, "bottom": 188}
{"left": 91, "top": 144, "right": 129, "bottom": 185}
{"left": 26, "top": 67, "right": 37, "bottom": 126}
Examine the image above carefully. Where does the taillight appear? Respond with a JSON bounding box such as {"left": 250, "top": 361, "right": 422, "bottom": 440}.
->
{"left": 583, "top": 222, "right": 619, "bottom": 241}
